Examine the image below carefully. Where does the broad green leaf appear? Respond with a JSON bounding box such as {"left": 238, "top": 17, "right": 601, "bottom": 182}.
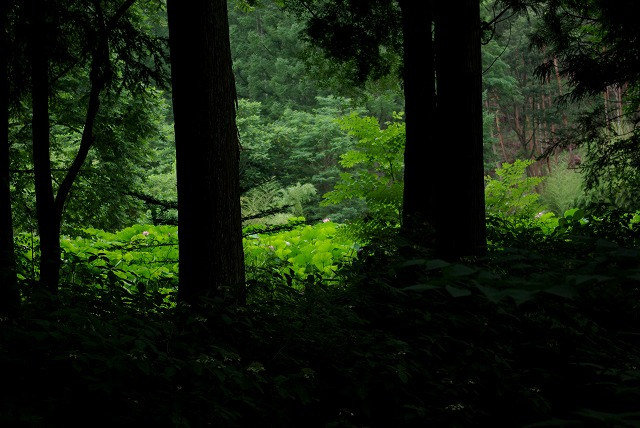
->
{"left": 425, "top": 259, "right": 450, "bottom": 270}
{"left": 445, "top": 264, "right": 476, "bottom": 277}
{"left": 445, "top": 285, "right": 472, "bottom": 297}
{"left": 542, "top": 285, "right": 576, "bottom": 299}
{"left": 402, "top": 283, "right": 441, "bottom": 292}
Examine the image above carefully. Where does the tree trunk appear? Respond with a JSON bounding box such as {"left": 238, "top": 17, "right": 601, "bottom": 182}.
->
{"left": 399, "top": 1, "right": 486, "bottom": 260}
{"left": 398, "top": 0, "right": 437, "bottom": 247}
{"left": 433, "top": 1, "right": 486, "bottom": 260}
{"left": 29, "top": 0, "right": 60, "bottom": 292}
{"left": 0, "top": 1, "right": 20, "bottom": 314}
{"left": 53, "top": 35, "right": 108, "bottom": 233}
{"left": 27, "top": 1, "right": 133, "bottom": 294}
{"left": 167, "top": 0, "right": 246, "bottom": 306}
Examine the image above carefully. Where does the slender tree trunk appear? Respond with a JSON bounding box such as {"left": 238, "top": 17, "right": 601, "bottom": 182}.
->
{"left": 603, "top": 86, "right": 611, "bottom": 127}
{"left": 495, "top": 111, "right": 507, "bottom": 162}
{"left": 53, "top": 36, "right": 108, "bottom": 228}
{"left": 553, "top": 57, "right": 568, "bottom": 127}
{"left": 168, "top": 0, "right": 246, "bottom": 306}
{"left": 27, "top": 2, "right": 130, "bottom": 293}
{"left": 433, "top": 0, "right": 486, "bottom": 260}
{"left": 0, "top": 1, "right": 20, "bottom": 314}
{"left": 616, "top": 85, "right": 624, "bottom": 127}
{"left": 29, "top": 0, "right": 60, "bottom": 292}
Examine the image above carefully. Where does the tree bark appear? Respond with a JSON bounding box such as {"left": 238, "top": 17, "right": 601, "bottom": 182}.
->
{"left": 53, "top": 36, "right": 108, "bottom": 230}
{"left": 167, "top": 0, "right": 246, "bottom": 306}
{"left": 0, "top": 0, "right": 20, "bottom": 314}
{"left": 398, "top": 0, "right": 437, "bottom": 247}
{"left": 433, "top": 0, "right": 487, "bottom": 260}
{"left": 27, "top": 1, "right": 135, "bottom": 293}
{"left": 29, "top": 0, "right": 60, "bottom": 292}
{"left": 399, "top": 0, "right": 486, "bottom": 260}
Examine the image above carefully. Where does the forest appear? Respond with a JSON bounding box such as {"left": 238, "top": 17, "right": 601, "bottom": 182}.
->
{"left": 2, "top": 0, "right": 640, "bottom": 426}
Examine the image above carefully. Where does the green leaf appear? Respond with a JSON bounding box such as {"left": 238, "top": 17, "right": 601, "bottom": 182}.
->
{"left": 569, "top": 275, "right": 613, "bottom": 285}
{"left": 504, "top": 289, "right": 537, "bottom": 305}
{"left": 445, "top": 285, "right": 472, "bottom": 297}
{"left": 425, "top": 259, "right": 450, "bottom": 270}
{"left": 476, "top": 284, "right": 504, "bottom": 303}
{"left": 397, "top": 367, "right": 409, "bottom": 384}
{"left": 542, "top": 285, "right": 576, "bottom": 299}
{"left": 401, "top": 259, "right": 426, "bottom": 267}
{"left": 445, "top": 264, "right": 476, "bottom": 277}
{"left": 402, "top": 283, "right": 441, "bottom": 292}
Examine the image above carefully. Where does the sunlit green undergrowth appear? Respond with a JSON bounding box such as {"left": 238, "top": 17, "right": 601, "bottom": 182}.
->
{"left": 15, "top": 204, "right": 640, "bottom": 299}
{"left": 243, "top": 218, "right": 359, "bottom": 288}
{"left": 60, "top": 224, "right": 179, "bottom": 294}
{"left": 15, "top": 218, "right": 359, "bottom": 295}
{"left": 487, "top": 206, "right": 640, "bottom": 258}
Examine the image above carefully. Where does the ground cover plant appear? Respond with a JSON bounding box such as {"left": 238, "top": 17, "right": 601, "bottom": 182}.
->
{"left": 3, "top": 206, "right": 640, "bottom": 427}
{"left": 14, "top": 219, "right": 359, "bottom": 295}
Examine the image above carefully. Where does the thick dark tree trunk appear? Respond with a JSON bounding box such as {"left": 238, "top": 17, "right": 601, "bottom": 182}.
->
{"left": 399, "top": 0, "right": 486, "bottom": 260}
{"left": 167, "top": 0, "right": 246, "bottom": 306}
{"left": 433, "top": 1, "right": 487, "bottom": 260}
{"left": 29, "top": 0, "right": 60, "bottom": 291}
{"left": 0, "top": 1, "right": 20, "bottom": 314}
{"left": 398, "top": 0, "right": 437, "bottom": 248}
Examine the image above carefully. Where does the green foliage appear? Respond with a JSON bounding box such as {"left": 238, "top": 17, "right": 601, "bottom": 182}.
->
{"left": 236, "top": 98, "right": 282, "bottom": 190}
{"left": 7, "top": 0, "right": 171, "bottom": 234}
{"left": 235, "top": 96, "right": 365, "bottom": 222}
{"left": 484, "top": 159, "right": 552, "bottom": 250}
{"left": 10, "top": 81, "right": 174, "bottom": 233}
{"left": 573, "top": 207, "right": 640, "bottom": 248}
{"left": 244, "top": 219, "right": 358, "bottom": 288}
{"left": 322, "top": 112, "right": 405, "bottom": 242}
{"left": 229, "top": 2, "right": 404, "bottom": 128}
{"left": 241, "top": 180, "right": 317, "bottom": 225}
{"left": 61, "top": 225, "right": 179, "bottom": 294}
{"left": 143, "top": 160, "right": 178, "bottom": 225}
{"left": 485, "top": 159, "right": 546, "bottom": 218}
{"left": 281, "top": 183, "right": 318, "bottom": 217}
{"left": 539, "top": 156, "right": 584, "bottom": 216}
{"left": 529, "top": 1, "right": 640, "bottom": 208}
{"left": 229, "top": 3, "right": 335, "bottom": 120}
{"left": 481, "top": 91, "right": 500, "bottom": 173}
{"left": 554, "top": 207, "right": 588, "bottom": 232}
{"left": 487, "top": 205, "right": 591, "bottom": 253}
{"left": 266, "top": 96, "right": 364, "bottom": 220}
{"left": 575, "top": 133, "right": 640, "bottom": 212}
{"left": 15, "top": 221, "right": 358, "bottom": 294}
{"left": 14, "top": 225, "right": 180, "bottom": 293}
{"left": 282, "top": 0, "right": 403, "bottom": 87}
{"left": 0, "top": 286, "right": 270, "bottom": 427}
